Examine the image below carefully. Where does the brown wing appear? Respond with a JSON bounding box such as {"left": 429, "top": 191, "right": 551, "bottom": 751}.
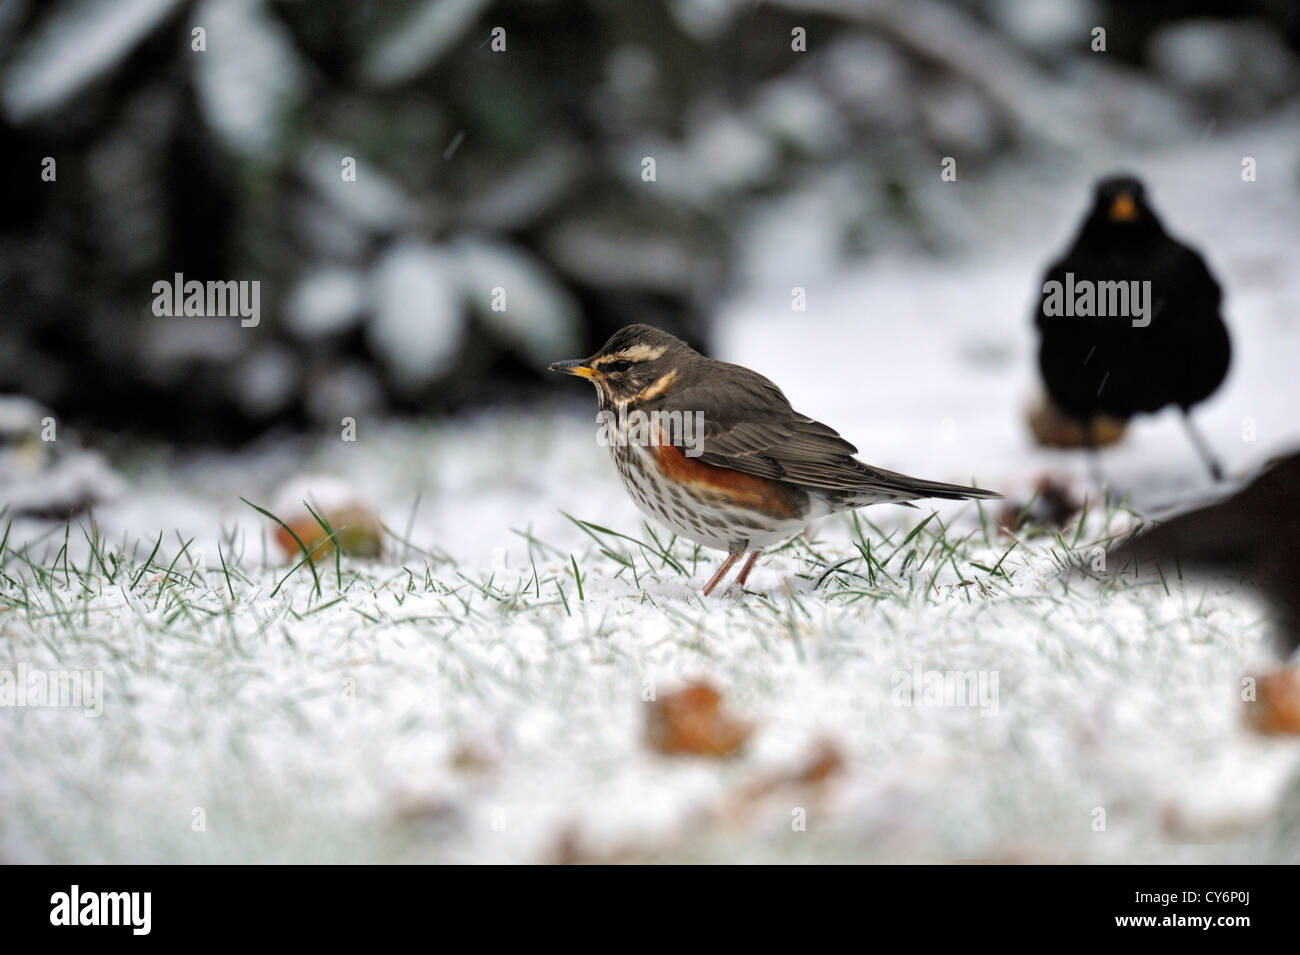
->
{"left": 654, "top": 360, "right": 999, "bottom": 501}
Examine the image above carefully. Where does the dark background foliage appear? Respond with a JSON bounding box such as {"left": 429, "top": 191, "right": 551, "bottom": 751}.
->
{"left": 1, "top": 0, "right": 1296, "bottom": 443}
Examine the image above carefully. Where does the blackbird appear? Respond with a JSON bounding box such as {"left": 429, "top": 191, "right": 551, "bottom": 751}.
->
{"left": 1035, "top": 174, "right": 1231, "bottom": 480}
{"left": 1108, "top": 452, "right": 1300, "bottom": 656}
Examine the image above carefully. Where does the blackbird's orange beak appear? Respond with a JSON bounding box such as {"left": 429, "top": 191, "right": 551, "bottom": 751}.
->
{"left": 1108, "top": 193, "right": 1138, "bottom": 222}
{"left": 548, "top": 359, "right": 596, "bottom": 379}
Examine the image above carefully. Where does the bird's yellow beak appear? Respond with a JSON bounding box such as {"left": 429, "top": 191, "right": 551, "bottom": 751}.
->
{"left": 1108, "top": 193, "right": 1138, "bottom": 222}
{"left": 548, "top": 359, "right": 596, "bottom": 379}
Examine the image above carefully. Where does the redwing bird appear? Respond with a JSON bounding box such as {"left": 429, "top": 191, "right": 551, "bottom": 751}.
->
{"left": 550, "top": 325, "right": 1000, "bottom": 595}
{"left": 1035, "top": 174, "right": 1231, "bottom": 480}
{"left": 1108, "top": 451, "right": 1300, "bottom": 656}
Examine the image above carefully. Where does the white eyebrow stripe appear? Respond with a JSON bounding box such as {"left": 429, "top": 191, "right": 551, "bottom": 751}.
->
{"left": 612, "top": 343, "right": 667, "bottom": 363}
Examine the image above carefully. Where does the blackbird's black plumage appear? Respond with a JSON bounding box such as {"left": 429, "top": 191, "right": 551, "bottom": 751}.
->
{"left": 1108, "top": 452, "right": 1300, "bottom": 656}
{"left": 1035, "top": 175, "right": 1231, "bottom": 477}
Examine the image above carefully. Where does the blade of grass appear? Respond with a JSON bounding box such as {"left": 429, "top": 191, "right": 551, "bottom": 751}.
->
{"left": 241, "top": 497, "right": 322, "bottom": 599}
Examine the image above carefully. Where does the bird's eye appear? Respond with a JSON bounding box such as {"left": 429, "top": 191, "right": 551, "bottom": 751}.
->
{"left": 610, "top": 360, "right": 633, "bottom": 372}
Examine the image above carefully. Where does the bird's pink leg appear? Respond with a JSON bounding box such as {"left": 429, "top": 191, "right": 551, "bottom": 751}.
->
{"left": 701, "top": 551, "right": 742, "bottom": 596}
{"left": 735, "top": 551, "right": 762, "bottom": 589}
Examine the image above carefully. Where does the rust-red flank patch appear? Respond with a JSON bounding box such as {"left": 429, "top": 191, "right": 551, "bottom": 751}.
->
{"left": 653, "top": 442, "right": 803, "bottom": 518}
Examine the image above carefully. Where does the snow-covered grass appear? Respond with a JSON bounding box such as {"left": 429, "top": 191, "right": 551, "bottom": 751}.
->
{"left": 0, "top": 415, "right": 1296, "bottom": 863}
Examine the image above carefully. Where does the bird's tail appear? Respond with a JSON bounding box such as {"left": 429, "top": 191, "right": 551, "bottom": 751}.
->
{"left": 850, "top": 466, "right": 1002, "bottom": 505}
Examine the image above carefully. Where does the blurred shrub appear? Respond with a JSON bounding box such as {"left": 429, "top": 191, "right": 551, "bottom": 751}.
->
{"left": 0, "top": 0, "right": 1294, "bottom": 442}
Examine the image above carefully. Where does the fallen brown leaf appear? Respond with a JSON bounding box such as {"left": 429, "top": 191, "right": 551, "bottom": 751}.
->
{"left": 274, "top": 504, "right": 383, "bottom": 562}
{"left": 646, "top": 683, "right": 751, "bottom": 758}
{"left": 999, "top": 473, "right": 1084, "bottom": 535}
{"left": 1246, "top": 669, "right": 1300, "bottom": 735}
{"left": 552, "top": 736, "right": 845, "bottom": 864}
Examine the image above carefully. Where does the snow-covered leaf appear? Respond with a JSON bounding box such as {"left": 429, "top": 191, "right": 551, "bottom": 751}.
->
{"left": 286, "top": 266, "right": 367, "bottom": 339}
{"left": 193, "top": 0, "right": 307, "bottom": 156}
{"left": 228, "top": 344, "right": 301, "bottom": 417}
{"left": 360, "top": 0, "right": 492, "bottom": 87}
{"left": 2, "top": 0, "right": 183, "bottom": 122}
{"left": 302, "top": 141, "right": 414, "bottom": 233}
{"left": 367, "top": 240, "right": 462, "bottom": 390}
{"left": 449, "top": 236, "right": 580, "bottom": 367}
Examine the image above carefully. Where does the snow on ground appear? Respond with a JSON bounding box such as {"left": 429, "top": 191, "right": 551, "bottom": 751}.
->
{"left": 2, "top": 118, "right": 1300, "bottom": 863}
